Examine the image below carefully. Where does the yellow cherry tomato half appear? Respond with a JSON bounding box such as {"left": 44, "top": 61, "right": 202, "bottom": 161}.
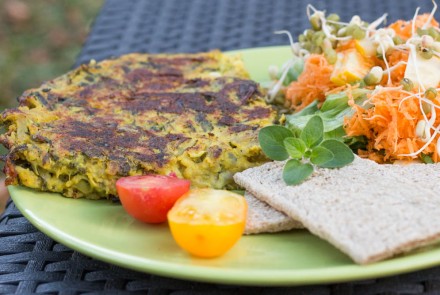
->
{"left": 167, "top": 189, "right": 247, "bottom": 258}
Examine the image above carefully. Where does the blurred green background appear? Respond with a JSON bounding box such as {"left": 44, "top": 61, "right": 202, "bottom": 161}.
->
{"left": 0, "top": 0, "right": 103, "bottom": 110}
{"left": 0, "top": 0, "right": 103, "bottom": 191}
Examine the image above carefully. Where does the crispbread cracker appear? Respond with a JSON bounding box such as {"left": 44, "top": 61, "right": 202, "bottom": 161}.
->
{"left": 244, "top": 191, "right": 303, "bottom": 234}
{"left": 234, "top": 156, "right": 440, "bottom": 264}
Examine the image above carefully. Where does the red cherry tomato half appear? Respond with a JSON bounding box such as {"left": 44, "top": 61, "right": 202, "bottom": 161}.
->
{"left": 116, "top": 175, "right": 190, "bottom": 223}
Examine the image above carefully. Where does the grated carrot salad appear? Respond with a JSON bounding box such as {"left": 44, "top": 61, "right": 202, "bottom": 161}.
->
{"left": 388, "top": 14, "right": 439, "bottom": 41}
{"left": 274, "top": 3, "right": 440, "bottom": 164}
{"left": 378, "top": 50, "right": 409, "bottom": 86}
{"left": 344, "top": 89, "right": 440, "bottom": 163}
{"left": 284, "top": 54, "right": 337, "bottom": 111}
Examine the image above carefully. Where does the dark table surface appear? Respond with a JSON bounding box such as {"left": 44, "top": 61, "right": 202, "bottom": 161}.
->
{"left": 2, "top": 0, "right": 440, "bottom": 294}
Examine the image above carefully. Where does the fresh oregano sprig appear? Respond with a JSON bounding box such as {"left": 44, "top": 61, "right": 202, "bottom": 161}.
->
{"left": 258, "top": 116, "right": 354, "bottom": 185}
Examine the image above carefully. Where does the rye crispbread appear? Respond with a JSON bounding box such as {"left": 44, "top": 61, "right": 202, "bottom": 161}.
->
{"left": 234, "top": 156, "right": 440, "bottom": 264}
{"left": 244, "top": 191, "right": 303, "bottom": 234}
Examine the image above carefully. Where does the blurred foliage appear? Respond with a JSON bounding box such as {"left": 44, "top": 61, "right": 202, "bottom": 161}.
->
{"left": 0, "top": 0, "right": 103, "bottom": 109}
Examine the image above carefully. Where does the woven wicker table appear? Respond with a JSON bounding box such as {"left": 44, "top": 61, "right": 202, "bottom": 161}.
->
{"left": 2, "top": 0, "right": 440, "bottom": 294}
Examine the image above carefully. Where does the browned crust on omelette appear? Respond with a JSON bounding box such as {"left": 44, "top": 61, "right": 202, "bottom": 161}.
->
{"left": 1, "top": 51, "right": 277, "bottom": 199}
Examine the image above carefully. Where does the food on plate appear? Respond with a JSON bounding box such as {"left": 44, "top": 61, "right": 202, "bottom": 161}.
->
{"left": 233, "top": 1, "right": 440, "bottom": 264}
{"left": 116, "top": 174, "right": 190, "bottom": 223}
{"left": 244, "top": 191, "right": 302, "bottom": 234}
{"left": 267, "top": 2, "right": 440, "bottom": 164}
{"left": 234, "top": 156, "right": 440, "bottom": 264}
{"left": 168, "top": 189, "right": 247, "bottom": 258}
{"left": 0, "top": 51, "right": 277, "bottom": 199}
{"left": 3, "top": 0, "right": 440, "bottom": 266}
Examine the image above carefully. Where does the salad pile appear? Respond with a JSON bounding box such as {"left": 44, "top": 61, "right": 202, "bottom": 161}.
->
{"left": 267, "top": 1, "right": 440, "bottom": 164}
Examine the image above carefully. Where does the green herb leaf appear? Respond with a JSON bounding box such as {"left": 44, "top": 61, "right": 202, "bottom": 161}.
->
{"left": 258, "top": 126, "right": 294, "bottom": 161}
{"left": 291, "top": 100, "right": 320, "bottom": 116}
{"left": 300, "top": 116, "right": 324, "bottom": 148}
{"left": 319, "top": 89, "right": 368, "bottom": 113}
{"left": 344, "top": 135, "right": 368, "bottom": 151}
{"left": 286, "top": 88, "right": 371, "bottom": 137}
{"left": 282, "top": 159, "right": 314, "bottom": 185}
{"left": 421, "top": 153, "right": 434, "bottom": 164}
{"left": 310, "top": 146, "right": 334, "bottom": 165}
{"left": 284, "top": 137, "right": 307, "bottom": 159}
{"left": 318, "top": 139, "right": 354, "bottom": 168}
{"left": 286, "top": 100, "right": 319, "bottom": 136}
{"left": 323, "top": 126, "right": 346, "bottom": 140}
{"left": 280, "top": 59, "right": 305, "bottom": 86}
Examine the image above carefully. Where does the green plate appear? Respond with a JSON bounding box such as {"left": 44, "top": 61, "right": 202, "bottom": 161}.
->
{"left": 9, "top": 46, "right": 440, "bottom": 286}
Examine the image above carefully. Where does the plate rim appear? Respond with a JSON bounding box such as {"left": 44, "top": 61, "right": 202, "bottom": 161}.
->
{"left": 11, "top": 185, "right": 440, "bottom": 286}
